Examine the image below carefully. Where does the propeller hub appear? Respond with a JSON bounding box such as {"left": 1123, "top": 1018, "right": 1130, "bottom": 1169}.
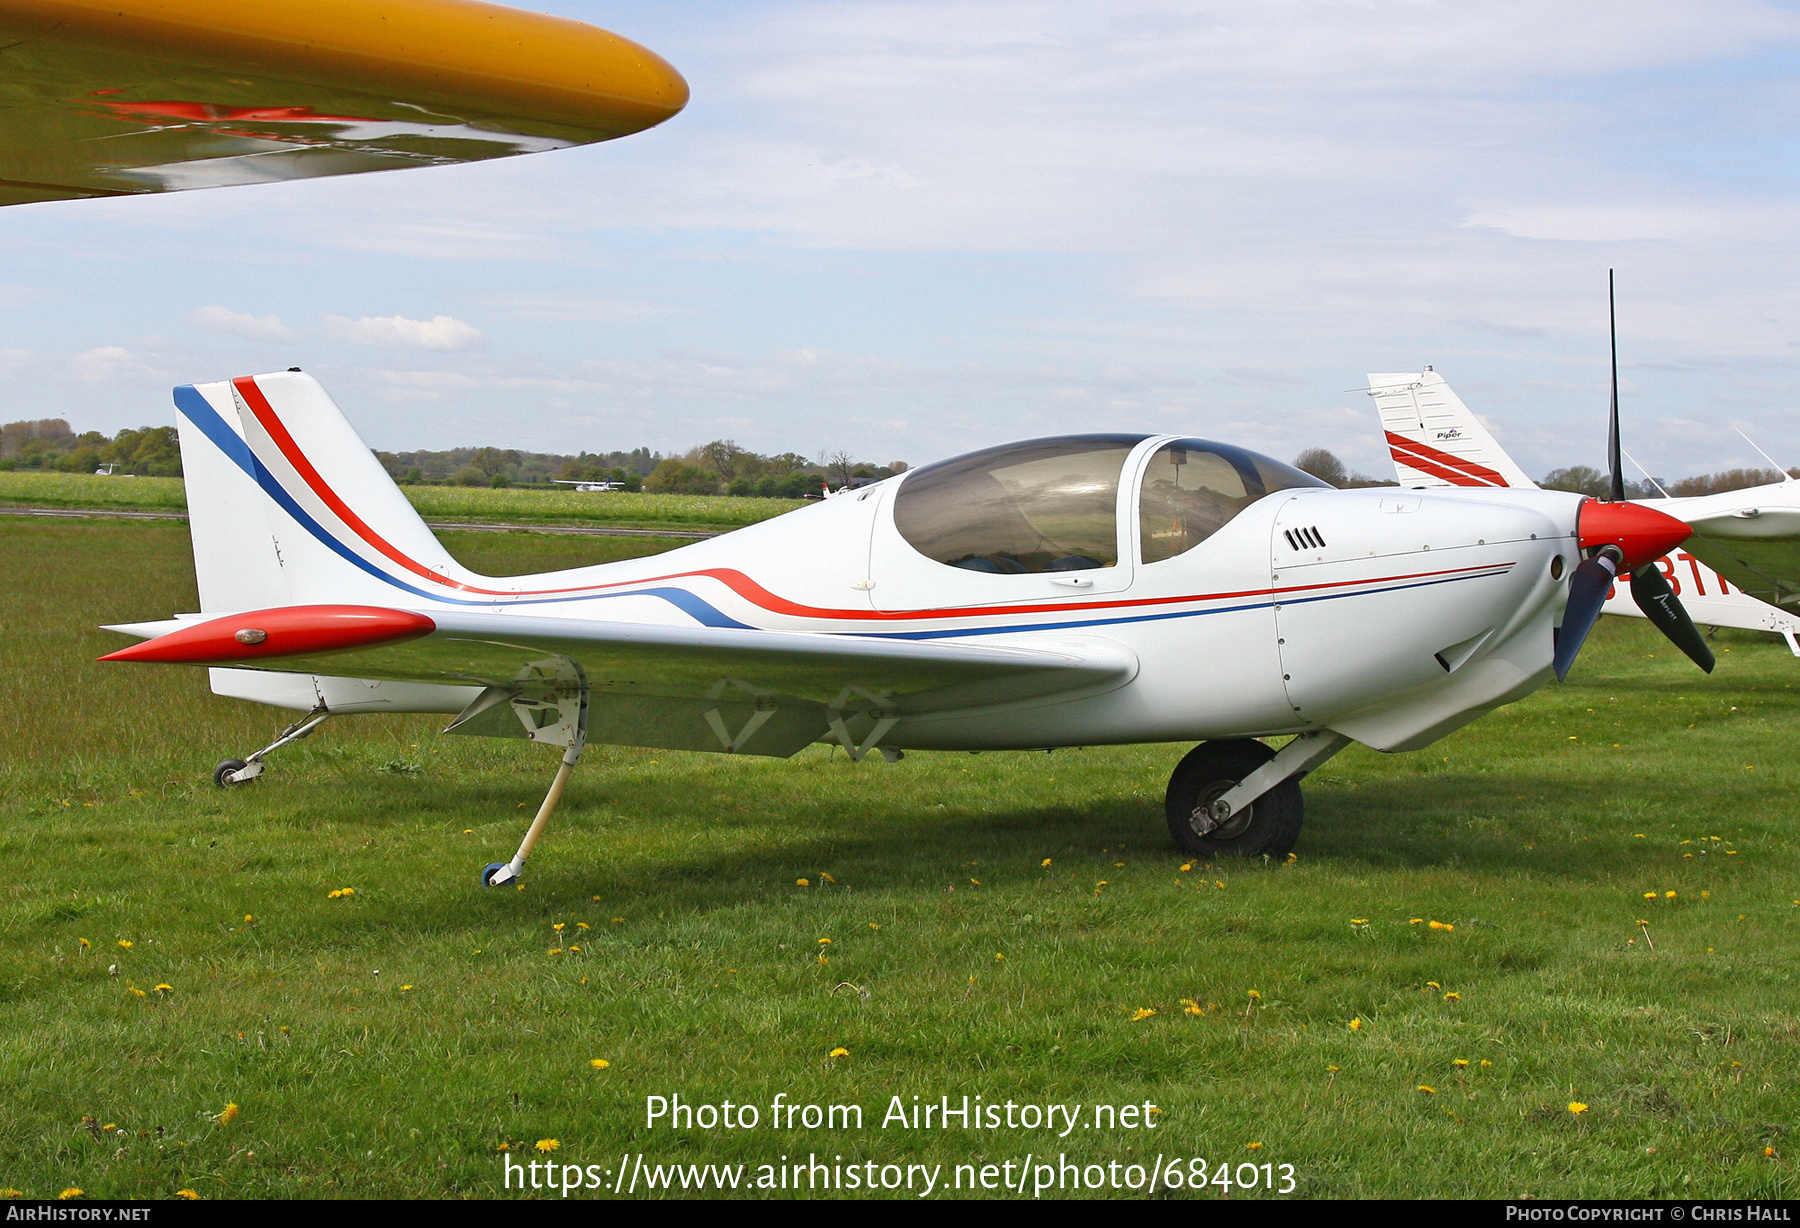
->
{"left": 1577, "top": 499, "right": 1691, "bottom": 571}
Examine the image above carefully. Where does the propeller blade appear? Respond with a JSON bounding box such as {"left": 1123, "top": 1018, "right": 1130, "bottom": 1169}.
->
{"left": 1629, "top": 563, "right": 1716, "bottom": 673}
{"left": 1554, "top": 548, "right": 1621, "bottom": 681}
{"left": 1607, "top": 269, "right": 1625, "bottom": 502}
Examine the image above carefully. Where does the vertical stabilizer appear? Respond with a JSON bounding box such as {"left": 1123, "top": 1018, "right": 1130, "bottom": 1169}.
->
{"left": 174, "top": 380, "right": 291, "bottom": 613}
{"left": 1369, "top": 370, "right": 1537, "bottom": 490}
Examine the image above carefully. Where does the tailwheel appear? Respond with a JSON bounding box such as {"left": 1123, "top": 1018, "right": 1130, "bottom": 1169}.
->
{"left": 481, "top": 862, "right": 515, "bottom": 889}
{"left": 1165, "top": 739, "right": 1303, "bottom": 858}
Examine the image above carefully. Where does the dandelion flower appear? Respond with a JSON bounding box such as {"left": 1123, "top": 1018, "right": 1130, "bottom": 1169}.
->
{"left": 1700, "top": 892, "right": 1710, "bottom": 900}
{"left": 1428, "top": 920, "right": 1452, "bottom": 931}
{"left": 1444, "top": 992, "right": 1460, "bottom": 1002}
{"left": 219, "top": 1103, "right": 239, "bottom": 1126}
{"left": 154, "top": 983, "right": 173, "bottom": 994}
{"left": 590, "top": 1059, "right": 610, "bottom": 1069}
{"left": 1666, "top": 891, "right": 1677, "bottom": 900}
{"left": 818, "top": 938, "right": 832, "bottom": 945}
{"left": 176, "top": 1190, "right": 200, "bottom": 1199}
{"left": 547, "top": 948, "right": 563, "bottom": 956}
{"left": 1178, "top": 863, "right": 1190, "bottom": 872}
{"left": 1215, "top": 881, "right": 1225, "bottom": 889}
{"left": 1480, "top": 1060, "right": 1493, "bottom": 1068}
{"left": 1246, "top": 1142, "right": 1263, "bottom": 1150}
{"left": 117, "top": 940, "right": 133, "bottom": 949}
{"left": 243, "top": 915, "right": 253, "bottom": 924}
{"left": 78, "top": 938, "right": 90, "bottom": 949}
{"left": 1181, "top": 999, "right": 1202, "bottom": 1015}
{"left": 1131, "top": 1007, "right": 1156, "bottom": 1021}
{"left": 1247, "top": 990, "right": 1262, "bottom": 1001}
{"left": 464, "top": 829, "right": 472, "bottom": 834}
{"left": 970, "top": 879, "right": 981, "bottom": 886}
{"left": 1326, "top": 1066, "right": 1339, "bottom": 1073}
{"left": 58, "top": 1189, "right": 82, "bottom": 1200}
{"left": 1409, "top": 918, "right": 1424, "bottom": 925}
{"left": 535, "top": 1139, "right": 559, "bottom": 1154}
{"left": 569, "top": 945, "right": 581, "bottom": 953}
{"left": 995, "top": 952, "right": 1005, "bottom": 961}
{"left": 576, "top": 922, "right": 590, "bottom": 930}
{"left": 796, "top": 878, "right": 810, "bottom": 887}
{"left": 869, "top": 923, "right": 881, "bottom": 930}
{"left": 1350, "top": 918, "right": 1369, "bottom": 925}
{"left": 341, "top": 888, "right": 354, "bottom": 897}
{"left": 1767, "top": 1148, "right": 1776, "bottom": 1158}
{"left": 1568, "top": 1102, "right": 1588, "bottom": 1116}
{"left": 1644, "top": 892, "right": 1657, "bottom": 900}
{"left": 399, "top": 985, "right": 414, "bottom": 992}
{"left": 129, "top": 987, "right": 146, "bottom": 998}
{"left": 1452, "top": 1059, "right": 1469, "bottom": 1068}
{"left": 1348, "top": 1018, "right": 1362, "bottom": 1031}
{"left": 820, "top": 873, "right": 837, "bottom": 884}
{"left": 612, "top": 918, "right": 625, "bottom": 924}
{"left": 552, "top": 923, "right": 564, "bottom": 932}
{"left": 1042, "top": 858, "right": 1054, "bottom": 868}
{"left": 1417, "top": 1085, "right": 1436, "bottom": 1094}
{"left": 829, "top": 1047, "right": 849, "bottom": 1058}
{"left": 1426, "top": 981, "right": 1441, "bottom": 990}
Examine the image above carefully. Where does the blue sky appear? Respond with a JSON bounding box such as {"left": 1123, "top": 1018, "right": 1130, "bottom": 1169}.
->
{"left": 7, "top": 0, "right": 1800, "bottom": 480}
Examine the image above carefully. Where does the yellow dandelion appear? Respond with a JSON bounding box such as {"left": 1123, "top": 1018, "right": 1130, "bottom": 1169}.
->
{"left": 970, "top": 878, "right": 981, "bottom": 886}
{"left": 576, "top": 922, "right": 590, "bottom": 930}
{"left": 1215, "top": 881, "right": 1225, "bottom": 889}
{"left": 1350, "top": 918, "right": 1369, "bottom": 925}
{"left": 1480, "top": 1060, "right": 1493, "bottom": 1068}
{"left": 1452, "top": 1059, "right": 1469, "bottom": 1068}
{"left": 1418, "top": 1085, "right": 1436, "bottom": 1094}
{"left": 1633, "top": 833, "right": 1645, "bottom": 838}
{"left": 129, "top": 987, "right": 145, "bottom": 999}
{"left": 1348, "top": 1018, "right": 1362, "bottom": 1031}
{"left": 1043, "top": 858, "right": 1054, "bottom": 868}
{"left": 820, "top": 872, "right": 837, "bottom": 884}
{"left": 464, "top": 829, "right": 472, "bottom": 834}
{"left": 341, "top": 888, "right": 354, "bottom": 896}
{"left": 117, "top": 940, "right": 133, "bottom": 949}
{"left": 1247, "top": 989, "right": 1261, "bottom": 1000}
{"left": 535, "top": 1139, "right": 559, "bottom": 1153}
{"left": 796, "top": 878, "right": 810, "bottom": 887}
{"left": 1644, "top": 892, "right": 1657, "bottom": 900}
{"left": 154, "top": 983, "right": 173, "bottom": 994}
{"left": 1326, "top": 1065, "right": 1339, "bottom": 1073}
{"left": 1131, "top": 1007, "right": 1157, "bottom": 1021}
{"left": 1096, "top": 880, "right": 1109, "bottom": 887}
{"left": 219, "top": 1103, "right": 239, "bottom": 1125}
{"left": 1700, "top": 892, "right": 1710, "bottom": 900}
{"left": 818, "top": 938, "right": 832, "bottom": 945}
{"left": 1, "top": 1190, "right": 25, "bottom": 1198}
{"left": 176, "top": 1190, "right": 199, "bottom": 1200}
{"left": 612, "top": 918, "right": 624, "bottom": 924}
{"left": 1444, "top": 992, "right": 1460, "bottom": 1002}
{"left": 1428, "top": 920, "right": 1453, "bottom": 931}
{"left": 399, "top": 985, "right": 414, "bottom": 992}
{"left": 829, "top": 1047, "right": 849, "bottom": 1058}
{"left": 1568, "top": 1102, "right": 1588, "bottom": 1116}
{"left": 1178, "top": 863, "right": 1191, "bottom": 872}
{"left": 78, "top": 938, "right": 90, "bottom": 949}
{"left": 569, "top": 945, "right": 581, "bottom": 953}
{"left": 1766, "top": 1148, "right": 1776, "bottom": 1158}
{"left": 59, "top": 1189, "right": 83, "bottom": 1200}
{"left": 547, "top": 948, "right": 563, "bottom": 956}
{"left": 552, "top": 923, "right": 565, "bottom": 932}
{"left": 1181, "top": 998, "right": 1201, "bottom": 1015}
{"left": 590, "top": 1059, "right": 610, "bottom": 1069}
{"left": 994, "top": 952, "right": 1005, "bottom": 961}
{"left": 1246, "top": 1142, "right": 1262, "bottom": 1150}
{"left": 1426, "top": 981, "right": 1441, "bottom": 989}
{"left": 1409, "top": 918, "right": 1423, "bottom": 925}
{"left": 817, "top": 954, "right": 828, "bottom": 965}
{"left": 1666, "top": 891, "right": 1677, "bottom": 900}
{"left": 328, "top": 890, "right": 342, "bottom": 899}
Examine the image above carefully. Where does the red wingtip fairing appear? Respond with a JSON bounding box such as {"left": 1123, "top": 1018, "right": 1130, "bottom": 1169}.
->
{"left": 99, "top": 605, "right": 434, "bottom": 665}
{"left": 1576, "top": 499, "right": 1692, "bottom": 571}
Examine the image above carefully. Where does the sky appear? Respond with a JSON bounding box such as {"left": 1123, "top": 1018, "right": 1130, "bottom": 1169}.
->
{"left": 7, "top": 0, "right": 1800, "bottom": 480}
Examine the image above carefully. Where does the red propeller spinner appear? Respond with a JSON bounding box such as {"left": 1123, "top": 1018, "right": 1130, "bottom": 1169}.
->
{"left": 1576, "top": 498, "right": 1691, "bottom": 571}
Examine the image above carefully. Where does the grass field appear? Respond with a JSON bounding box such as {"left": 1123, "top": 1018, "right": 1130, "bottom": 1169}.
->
{"left": 2, "top": 518, "right": 1798, "bottom": 1200}
{"left": 0, "top": 470, "right": 804, "bottom": 533}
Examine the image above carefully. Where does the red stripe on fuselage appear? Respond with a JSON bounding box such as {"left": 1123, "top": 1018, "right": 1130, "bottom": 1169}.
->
{"left": 232, "top": 374, "right": 1515, "bottom": 624}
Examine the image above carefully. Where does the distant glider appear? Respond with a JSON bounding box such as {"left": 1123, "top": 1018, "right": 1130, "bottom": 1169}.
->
{"left": 0, "top": 0, "right": 686, "bottom": 205}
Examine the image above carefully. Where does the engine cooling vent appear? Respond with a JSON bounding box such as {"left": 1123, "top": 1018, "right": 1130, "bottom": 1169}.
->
{"left": 1283, "top": 526, "right": 1326, "bottom": 551}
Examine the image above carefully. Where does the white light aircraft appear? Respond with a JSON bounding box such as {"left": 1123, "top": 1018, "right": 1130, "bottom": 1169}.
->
{"left": 100, "top": 370, "right": 1707, "bottom": 886}
{"left": 1369, "top": 370, "right": 1800, "bottom": 657}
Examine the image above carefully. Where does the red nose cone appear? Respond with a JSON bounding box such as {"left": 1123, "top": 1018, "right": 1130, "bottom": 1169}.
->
{"left": 100, "top": 605, "right": 434, "bottom": 665}
{"left": 1577, "top": 499, "right": 1692, "bottom": 571}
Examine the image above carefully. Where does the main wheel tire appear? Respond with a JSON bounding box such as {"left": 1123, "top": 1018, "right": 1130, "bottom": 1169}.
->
{"left": 1164, "top": 739, "right": 1303, "bottom": 858}
{"left": 214, "top": 758, "right": 251, "bottom": 788}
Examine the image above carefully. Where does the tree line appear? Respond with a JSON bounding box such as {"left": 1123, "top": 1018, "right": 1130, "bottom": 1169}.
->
{"left": 0, "top": 419, "right": 182, "bottom": 476}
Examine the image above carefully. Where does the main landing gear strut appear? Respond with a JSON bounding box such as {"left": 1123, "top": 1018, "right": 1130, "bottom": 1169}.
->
{"left": 1164, "top": 730, "right": 1349, "bottom": 858}
{"left": 214, "top": 707, "right": 331, "bottom": 787}
{"left": 482, "top": 682, "right": 589, "bottom": 889}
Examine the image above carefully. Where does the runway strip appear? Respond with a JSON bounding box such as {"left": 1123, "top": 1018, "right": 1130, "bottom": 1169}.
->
{"left": 0, "top": 505, "right": 722, "bottom": 539}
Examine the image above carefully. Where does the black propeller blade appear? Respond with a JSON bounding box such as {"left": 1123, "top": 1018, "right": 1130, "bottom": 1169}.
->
{"left": 1557, "top": 271, "right": 1710, "bottom": 680}
{"left": 1629, "top": 562, "right": 1716, "bottom": 673}
{"left": 1555, "top": 546, "right": 1621, "bottom": 682}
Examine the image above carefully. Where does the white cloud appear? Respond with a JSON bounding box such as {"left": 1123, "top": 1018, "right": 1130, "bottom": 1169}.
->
{"left": 186, "top": 306, "right": 300, "bottom": 343}
{"left": 70, "top": 346, "right": 162, "bottom": 382}
{"left": 322, "top": 314, "right": 485, "bottom": 350}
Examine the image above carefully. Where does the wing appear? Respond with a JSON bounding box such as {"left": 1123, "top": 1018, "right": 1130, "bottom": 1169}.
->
{"left": 1682, "top": 506, "right": 1800, "bottom": 609}
{"left": 101, "top": 604, "right": 1139, "bottom": 757}
{"left": 0, "top": 0, "right": 685, "bottom": 206}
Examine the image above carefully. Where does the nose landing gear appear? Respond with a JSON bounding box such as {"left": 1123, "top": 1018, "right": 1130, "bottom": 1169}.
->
{"left": 1165, "top": 731, "right": 1349, "bottom": 857}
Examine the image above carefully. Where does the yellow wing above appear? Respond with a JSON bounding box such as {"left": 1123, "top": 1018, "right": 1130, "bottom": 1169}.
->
{"left": 0, "top": 0, "right": 688, "bottom": 206}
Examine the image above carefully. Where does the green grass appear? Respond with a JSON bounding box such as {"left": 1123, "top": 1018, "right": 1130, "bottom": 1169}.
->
{"left": 2, "top": 519, "right": 1798, "bottom": 1200}
{"left": 0, "top": 470, "right": 805, "bottom": 533}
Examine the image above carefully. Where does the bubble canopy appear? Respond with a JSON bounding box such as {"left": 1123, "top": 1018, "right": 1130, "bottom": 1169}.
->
{"left": 892, "top": 434, "right": 1328, "bottom": 575}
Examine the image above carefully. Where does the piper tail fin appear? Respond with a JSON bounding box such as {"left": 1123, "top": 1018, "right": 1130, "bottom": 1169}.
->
{"left": 173, "top": 371, "right": 475, "bottom": 608}
{"left": 1369, "top": 369, "right": 1537, "bottom": 490}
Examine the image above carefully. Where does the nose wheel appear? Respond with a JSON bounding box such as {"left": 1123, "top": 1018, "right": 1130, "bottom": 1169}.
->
{"left": 1165, "top": 738, "right": 1304, "bottom": 858}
